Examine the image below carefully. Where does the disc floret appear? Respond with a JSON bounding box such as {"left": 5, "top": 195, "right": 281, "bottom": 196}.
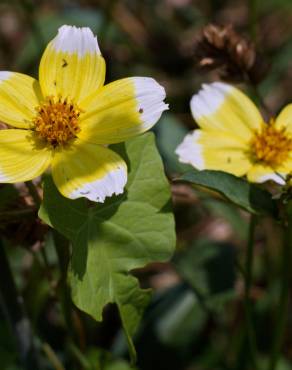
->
{"left": 251, "top": 120, "right": 292, "bottom": 167}
{"left": 34, "top": 96, "right": 82, "bottom": 147}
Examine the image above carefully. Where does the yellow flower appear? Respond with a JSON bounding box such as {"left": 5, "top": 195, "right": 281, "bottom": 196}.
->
{"left": 176, "top": 82, "right": 292, "bottom": 184}
{"left": 0, "top": 25, "right": 168, "bottom": 202}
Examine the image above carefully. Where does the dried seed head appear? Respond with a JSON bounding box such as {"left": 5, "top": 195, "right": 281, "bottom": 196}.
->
{"left": 194, "top": 24, "right": 269, "bottom": 84}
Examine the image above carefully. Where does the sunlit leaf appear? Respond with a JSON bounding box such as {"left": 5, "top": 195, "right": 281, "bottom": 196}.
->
{"left": 39, "top": 133, "right": 176, "bottom": 362}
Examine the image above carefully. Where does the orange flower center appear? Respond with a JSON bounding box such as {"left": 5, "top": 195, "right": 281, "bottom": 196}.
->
{"left": 33, "top": 97, "right": 82, "bottom": 147}
{"left": 251, "top": 120, "right": 292, "bottom": 167}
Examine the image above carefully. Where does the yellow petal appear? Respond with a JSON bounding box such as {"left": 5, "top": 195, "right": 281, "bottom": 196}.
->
{"left": 247, "top": 164, "right": 285, "bottom": 184}
{"left": 78, "top": 77, "right": 168, "bottom": 144}
{"left": 176, "top": 129, "right": 252, "bottom": 176}
{"left": 190, "top": 82, "right": 262, "bottom": 141}
{"left": 52, "top": 139, "right": 127, "bottom": 202}
{"left": 0, "top": 72, "right": 42, "bottom": 129}
{"left": 274, "top": 156, "right": 292, "bottom": 174}
{"left": 275, "top": 104, "right": 292, "bottom": 135}
{"left": 39, "top": 25, "right": 106, "bottom": 102}
{"left": 0, "top": 129, "right": 52, "bottom": 183}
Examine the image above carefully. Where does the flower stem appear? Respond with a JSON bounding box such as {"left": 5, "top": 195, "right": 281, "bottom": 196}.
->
{"left": 52, "top": 231, "right": 77, "bottom": 342}
{"left": 42, "top": 343, "right": 65, "bottom": 370}
{"left": 268, "top": 202, "right": 292, "bottom": 370}
{"left": 67, "top": 341, "right": 91, "bottom": 369}
{"left": 0, "top": 238, "right": 41, "bottom": 369}
{"left": 244, "top": 214, "right": 258, "bottom": 370}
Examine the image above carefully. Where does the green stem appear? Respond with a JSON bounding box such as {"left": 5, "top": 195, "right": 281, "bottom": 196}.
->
{"left": 244, "top": 214, "right": 258, "bottom": 370}
{"left": 268, "top": 205, "right": 292, "bottom": 370}
{"left": 0, "top": 239, "right": 41, "bottom": 369}
{"left": 67, "top": 341, "right": 91, "bottom": 369}
{"left": 25, "top": 181, "right": 42, "bottom": 208}
{"left": 43, "top": 343, "right": 65, "bottom": 370}
{"left": 40, "top": 247, "right": 51, "bottom": 272}
{"left": 52, "top": 231, "right": 77, "bottom": 342}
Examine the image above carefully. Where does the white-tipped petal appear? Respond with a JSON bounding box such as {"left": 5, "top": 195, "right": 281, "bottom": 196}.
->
{"left": 190, "top": 82, "right": 232, "bottom": 119}
{"left": 175, "top": 130, "right": 204, "bottom": 169}
{"left": 0, "top": 71, "right": 12, "bottom": 82}
{"left": 52, "top": 25, "right": 101, "bottom": 56}
{"left": 189, "top": 82, "right": 262, "bottom": 140}
{"left": 52, "top": 140, "right": 127, "bottom": 203}
{"left": 258, "top": 174, "right": 285, "bottom": 185}
{"left": 39, "top": 25, "right": 105, "bottom": 101}
{"left": 176, "top": 129, "right": 252, "bottom": 176}
{"left": 247, "top": 165, "right": 286, "bottom": 185}
{"left": 69, "top": 166, "right": 127, "bottom": 202}
{"left": 134, "top": 77, "right": 169, "bottom": 131}
{"left": 78, "top": 77, "right": 168, "bottom": 144}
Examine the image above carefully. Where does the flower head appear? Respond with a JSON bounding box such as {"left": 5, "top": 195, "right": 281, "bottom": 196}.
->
{"left": 176, "top": 82, "right": 292, "bottom": 184}
{"left": 0, "top": 25, "right": 168, "bottom": 202}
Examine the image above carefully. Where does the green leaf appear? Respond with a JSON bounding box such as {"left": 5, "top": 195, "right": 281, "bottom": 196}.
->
{"left": 84, "top": 347, "right": 136, "bottom": 370}
{"left": 176, "top": 170, "right": 277, "bottom": 215}
{"left": 39, "top": 133, "right": 176, "bottom": 362}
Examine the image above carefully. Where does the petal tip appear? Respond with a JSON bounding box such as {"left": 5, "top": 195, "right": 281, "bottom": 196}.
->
{"left": 133, "top": 77, "right": 168, "bottom": 129}
{"left": 257, "top": 173, "right": 286, "bottom": 185}
{"left": 52, "top": 24, "right": 101, "bottom": 56}
{"left": 190, "top": 82, "right": 233, "bottom": 120}
{"left": 0, "top": 71, "right": 11, "bottom": 83}
{"left": 68, "top": 165, "right": 127, "bottom": 203}
{"left": 175, "top": 130, "right": 204, "bottom": 169}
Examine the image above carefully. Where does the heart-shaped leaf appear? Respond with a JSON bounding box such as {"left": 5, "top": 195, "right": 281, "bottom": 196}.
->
{"left": 39, "top": 133, "right": 176, "bottom": 362}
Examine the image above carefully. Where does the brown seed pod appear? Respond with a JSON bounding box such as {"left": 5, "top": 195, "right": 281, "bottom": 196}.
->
{"left": 194, "top": 24, "right": 269, "bottom": 84}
